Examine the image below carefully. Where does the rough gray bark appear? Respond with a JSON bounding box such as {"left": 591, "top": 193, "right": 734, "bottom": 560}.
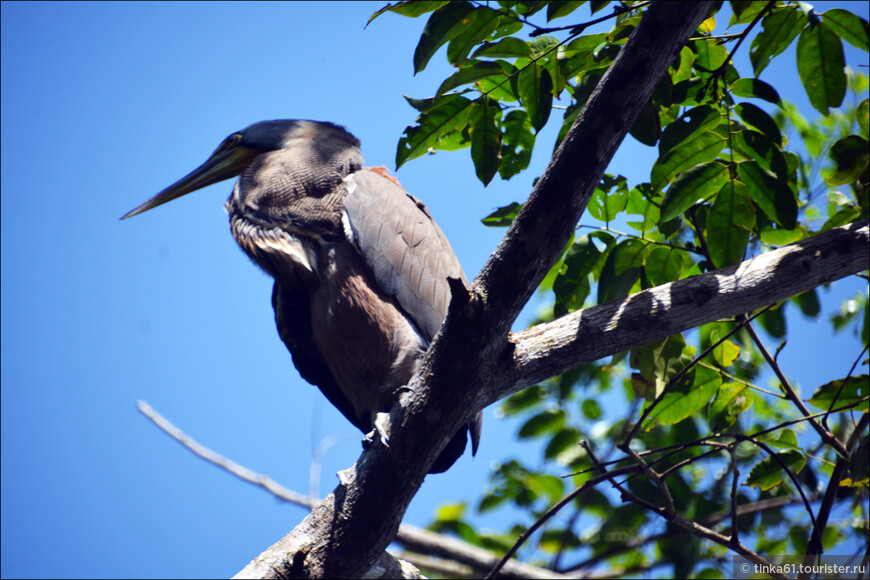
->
{"left": 231, "top": 3, "right": 869, "bottom": 578}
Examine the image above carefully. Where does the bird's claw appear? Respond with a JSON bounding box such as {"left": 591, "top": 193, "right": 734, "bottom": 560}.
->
{"left": 374, "top": 411, "right": 392, "bottom": 448}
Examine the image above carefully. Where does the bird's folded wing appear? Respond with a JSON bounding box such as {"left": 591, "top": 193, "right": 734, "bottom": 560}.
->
{"left": 343, "top": 170, "right": 467, "bottom": 342}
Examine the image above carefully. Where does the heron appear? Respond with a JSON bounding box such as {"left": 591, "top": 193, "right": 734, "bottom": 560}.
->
{"left": 123, "top": 120, "right": 481, "bottom": 473}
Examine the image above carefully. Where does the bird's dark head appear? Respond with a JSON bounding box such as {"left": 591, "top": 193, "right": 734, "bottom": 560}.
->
{"left": 121, "top": 120, "right": 361, "bottom": 219}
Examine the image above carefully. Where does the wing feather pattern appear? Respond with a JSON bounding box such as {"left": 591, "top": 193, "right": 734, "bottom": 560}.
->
{"left": 343, "top": 170, "right": 467, "bottom": 342}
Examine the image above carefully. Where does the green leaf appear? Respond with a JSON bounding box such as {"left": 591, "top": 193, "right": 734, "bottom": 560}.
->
{"left": 499, "top": 384, "right": 544, "bottom": 415}
{"left": 659, "top": 105, "right": 723, "bottom": 159}
{"left": 524, "top": 474, "right": 564, "bottom": 504}
{"left": 793, "top": 289, "right": 821, "bottom": 318}
{"left": 730, "top": 78, "right": 782, "bottom": 105}
{"left": 653, "top": 131, "right": 727, "bottom": 192}
{"left": 581, "top": 398, "right": 603, "bottom": 420}
{"left": 515, "top": 63, "right": 553, "bottom": 132}
{"left": 626, "top": 183, "right": 661, "bottom": 233}
{"left": 413, "top": 2, "right": 475, "bottom": 73}
{"left": 632, "top": 334, "right": 692, "bottom": 402}
{"left": 693, "top": 37, "right": 729, "bottom": 71}
{"left": 553, "top": 234, "right": 603, "bottom": 313}
{"left": 471, "top": 37, "right": 530, "bottom": 59}
{"left": 368, "top": 1, "right": 448, "bottom": 23}
{"left": 710, "top": 328, "right": 742, "bottom": 367}
{"left": 481, "top": 201, "right": 522, "bottom": 227}
{"left": 660, "top": 161, "right": 730, "bottom": 222}
{"left": 745, "top": 450, "right": 805, "bottom": 491}
{"left": 588, "top": 174, "right": 628, "bottom": 223}
{"left": 737, "top": 160, "right": 798, "bottom": 229}
{"left": 436, "top": 60, "right": 509, "bottom": 96}
{"left": 797, "top": 22, "right": 847, "bottom": 116}
{"left": 645, "top": 246, "right": 684, "bottom": 286}
{"left": 808, "top": 375, "right": 869, "bottom": 412}
{"left": 758, "top": 304, "right": 787, "bottom": 338}
{"left": 750, "top": 7, "right": 805, "bottom": 77}
{"left": 857, "top": 99, "right": 870, "bottom": 139}
{"left": 707, "top": 181, "right": 755, "bottom": 269}
{"left": 646, "top": 364, "right": 721, "bottom": 428}
{"left": 499, "top": 110, "right": 535, "bottom": 180}
{"left": 708, "top": 382, "right": 753, "bottom": 431}
{"left": 822, "top": 8, "right": 870, "bottom": 52}
{"left": 559, "top": 33, "right": 610, "bottom": 78}
{"left": 518, "top": 409, "right": 565, "bottom": 438}
{"left": 822, "top": 135, "right": 870, "bottom": 186}
{"left": 734, "top": 102, "right": 783, "bottom": 145}
{"left": 547, "top": 0, "right": 584, "bottom": 21}
{"left": 598, "top": 239, "right": 648, "bottom": 304}
{"left": 544, "top": 427, "right": 581, "bottom": 461}
{"left": 446, "top": 6, "right": 503, "bottom": 66}
{"left": 759, "top": 224, "right": 805, "bottom": 245}
{"left": 769, "top": 429, "right": 800, "bottom": 450}
{"left": 468, "top": 96, "right": 502, "bottom": 185}
{"left": 730, "top": 1, "right": 771, "bottom": 26}
{"left": 396, "top": 95, "right": 473, "bottom": 167}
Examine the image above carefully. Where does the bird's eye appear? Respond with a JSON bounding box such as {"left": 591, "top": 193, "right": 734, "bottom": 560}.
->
{"left": 213, "top": 133, "right": 243, "bottom": 155}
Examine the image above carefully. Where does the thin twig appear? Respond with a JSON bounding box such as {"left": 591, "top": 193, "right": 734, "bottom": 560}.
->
{"left": 744, "top": 320, "right": 849, "bottom": 457}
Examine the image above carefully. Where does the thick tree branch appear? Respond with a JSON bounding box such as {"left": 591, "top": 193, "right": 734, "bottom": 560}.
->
{"left": 499, "top": 220, "right": 869, "bottom": 405}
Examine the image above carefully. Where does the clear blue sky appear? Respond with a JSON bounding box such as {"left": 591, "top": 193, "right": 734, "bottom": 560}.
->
{"left": 2, "top": 2, "right": 867, "bottom": 578}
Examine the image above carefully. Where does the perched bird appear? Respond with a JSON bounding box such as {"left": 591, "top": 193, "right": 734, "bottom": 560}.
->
{"left": 123, "top": 120, "right": 481, "bottom": 473}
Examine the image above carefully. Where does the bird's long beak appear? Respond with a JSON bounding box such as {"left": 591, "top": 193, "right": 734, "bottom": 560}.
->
{"left": 121, "top": 145, "right": 260, "bottom": 219}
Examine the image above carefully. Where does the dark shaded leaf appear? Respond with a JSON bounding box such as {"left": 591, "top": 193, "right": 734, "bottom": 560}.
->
{"left": 707, "top": 181, "right": 754, "bottom": 268}
{"left": 730, "top": 78, "right": 782, "bottom": 105}
{"left": 499, "top": 110, "right": 535, "bottom": 180}
{"left": 822, "top": 135, "right": 869, "bottom": 186}
{"left": 515, "top": 63, "right": 553, "bottom": 132}
{"left": 737, "top": 160, "right": 797, "bottom": 229}
{"left": 447, "top": 6, "right": 503, "bottom": 66}
{"left": 629, "top": 101, "right": 660, "bottom": 146}
{"left": 660, "top": 161, "right": 730, "bottom": 222}
{"left": 413, "top": 2, "right": 475, "bottom": 73}
{"left": 547, "top": 1, "right": 584, "bottom": 22}
{"left": 734, "top": 129, "right": 789, "bottom": 180}
{"left": 469, "top": 96, "right": 502, "bottom": 185}
{"left": 793, "top": 289, "right": 821, "bottom": 318}
{"left": 598, "top": 239, "right": 648, "bottom": 304}
{"left": 797, "top": 22, "right": 847, "bottom": 116}
{"left": 758, "top": 304, "right": 787, "bottom": 338}
{"left": 808, "top": 375, "right": 869, "bottom": 412}
{"left": 544, "top": 427, "right": 581, "bottom": 460}
{"left": 659, "top": 105, "right": 723, "bottom": 159}
{"left": 734, "top": 102, "right": 783, "bottom": 145}
{"left": 750, "top": 6, "right": 805, "bottom": 77}
{"left": 518, "top": 409, "right": 565, "bottom": 438}
{"left": 481, "top": 201, "right": 522, "bottom": 227}
{"left": 653, "top": 131, "right": 727, "bottom": 192}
